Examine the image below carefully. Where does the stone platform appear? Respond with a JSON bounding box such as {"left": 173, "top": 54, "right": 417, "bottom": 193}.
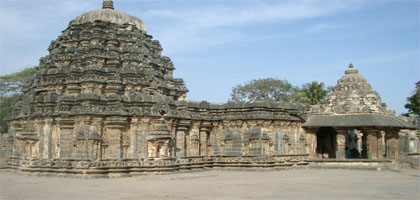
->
{"left": 3, "top": 156, "right": 405, "bottom": 178}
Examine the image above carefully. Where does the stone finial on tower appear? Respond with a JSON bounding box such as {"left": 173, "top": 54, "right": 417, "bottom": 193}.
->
{"left": 103, "top": 0, "right": 114, "bottom": 10}
{"left": 345, "top": 62, "right": 358, "bottom": 74}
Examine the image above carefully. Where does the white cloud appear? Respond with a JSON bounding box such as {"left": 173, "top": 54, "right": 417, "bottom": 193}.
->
{"left": 304, "top": 23, "right": 335, "bottom": 33}
{"left": 136, "top": 0, "right": 366, "bottom": 54}
{"left": 0, "top": 0, "right": 369, "bottom": 74}
{"left": 0, "top": 0, "right": 99, "bottom": 75}
{"left": 360, "top": 49, "right": 419, "bottom": 64}
{"left": 143, "top": 1, "right": 352, "bottom": 28}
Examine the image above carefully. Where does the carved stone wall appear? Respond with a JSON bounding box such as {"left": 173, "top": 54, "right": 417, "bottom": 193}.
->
{"left": 6, "top": 100, "right": 310, "bottom": 171}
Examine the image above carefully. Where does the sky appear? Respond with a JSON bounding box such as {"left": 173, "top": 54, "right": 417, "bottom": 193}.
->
{"left": 0, "top": 0, "right": 419, "bottom": 115}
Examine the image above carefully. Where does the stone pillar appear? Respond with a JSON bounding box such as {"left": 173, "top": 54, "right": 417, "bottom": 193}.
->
{"left": 398, "top": 129, "right": 410, "bottom": 156}
{"left": 385, "top": 131, "right": 398, "bottom": 159}
{"left": 393, "top": 131, "right": 400, "bottom": 158}
{"left": 335, "top": 129, "right": 346, "bottom": 159}
{"left": 304, "top": 129, "right": 317, "bottom": 158}
{"left": 408, "top": 130, "right": 417, "bottom": 153}
{"left": 365, "top": 130, "right": 378, "bottom": 159}
{"left": 377, "top": 131, "right": 385, "bottom": 159}
{"left": 356, "top": 130, "right": 363, "bottom": 157}
{"left": 385, "top": 131, "right": 391, "bottom": 158}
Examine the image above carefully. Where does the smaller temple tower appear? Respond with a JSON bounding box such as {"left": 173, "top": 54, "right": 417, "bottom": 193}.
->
{"left": 322, "top": 63, "right": 394, "bottom": 115}
{"left": 303, "top": 63, "right": 414, "bottom": 159}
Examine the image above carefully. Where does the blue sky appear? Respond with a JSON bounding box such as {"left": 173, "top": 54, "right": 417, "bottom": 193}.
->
{"left": 0, "top": 0, "right": 419, "bottom": 115}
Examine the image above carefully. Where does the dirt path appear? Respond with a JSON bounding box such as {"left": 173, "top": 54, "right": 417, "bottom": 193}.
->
{"left": 1, "top": 168, "right": 419, "bottom": 200}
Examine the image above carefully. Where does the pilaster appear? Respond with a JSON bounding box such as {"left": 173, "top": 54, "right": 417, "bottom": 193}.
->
{"left": 104, "top": 116, "right": 128, "bottom": 159}
{"left": 175, "top": 120, "right": 191, "bottom": 157}
{"left": 199, "top": 122, "right": 212, "bottom": 157}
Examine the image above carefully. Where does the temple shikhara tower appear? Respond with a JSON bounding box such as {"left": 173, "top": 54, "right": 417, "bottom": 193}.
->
{"left": 2, "top": 1, "right": 418, "bottom": 175}
{"left": 303, "top": 63, "right": 417, "bottom": 160}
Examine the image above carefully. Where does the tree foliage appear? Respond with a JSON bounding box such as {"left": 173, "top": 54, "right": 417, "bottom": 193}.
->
{"left": 229, "top": 78, "right": 297, "bottom": 102}
{"left": 0, "top": 67, "right": 37, "bottom": 96}
{"left": 299, "top": 81, "right": 329, "bottom": 105}
{"left": 0, "top": 67, "right": 37, "bottom": 133}
{"left": 229, "top": 78, "right": 329, "bottom": 105}
{"left": 404, "top": 81, "right": 420, "bottom": 115}
{"left": 0, "top": 95, "right": 21, "bottom": 133}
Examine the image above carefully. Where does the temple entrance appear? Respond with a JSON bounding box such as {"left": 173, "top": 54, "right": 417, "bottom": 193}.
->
{"left": 316, "top": 128, "right": 336, "bottom": 158}
{"left": 346, "top": 130, "right": 364, "bottom": 158}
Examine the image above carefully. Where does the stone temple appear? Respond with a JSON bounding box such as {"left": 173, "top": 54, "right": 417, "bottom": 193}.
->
{"left": 2, "top": 1, "right": 419, "bottom": 175}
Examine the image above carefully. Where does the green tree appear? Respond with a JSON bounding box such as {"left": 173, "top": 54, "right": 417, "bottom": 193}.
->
{"left": 229, "top": 78, "right": 297, "bottom": 102}
{"left": 299, "top": 81, "right": 329, "bottom": 105}
{"left": 0, "top": 67, "right": 37, "bottom": 96}
{"left": 404, "top": 81, "right": 420, "bottom": 115}
{"left": 0, "top": 67, "right": 37, "bottom": 133}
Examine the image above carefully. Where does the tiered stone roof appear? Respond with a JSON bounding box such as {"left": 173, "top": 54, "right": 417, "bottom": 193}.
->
{"left": 322, "top": 63, "right": 393, "bottom": 115}
{"left": 8, "top": 2, "right": 189, "bottom": 120}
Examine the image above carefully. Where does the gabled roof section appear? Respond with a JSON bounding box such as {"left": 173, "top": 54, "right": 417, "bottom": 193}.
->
{"left": 302, "top": 114, "right": 414, "bottom": 129}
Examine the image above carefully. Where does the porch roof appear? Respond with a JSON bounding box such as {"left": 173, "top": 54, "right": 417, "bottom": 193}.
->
{"left": 302, "top": 113, "right": 414, "bottom": 129}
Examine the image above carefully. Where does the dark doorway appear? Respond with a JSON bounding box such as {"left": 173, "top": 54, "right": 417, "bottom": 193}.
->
{"left": 156, "top": 144, "right": 161, "bottom": 158}
{"left": 361, "top": 133, "right": 368, "bottom": 158}
{"left": 316, "top": 127, "right": 336, "bottom": 158}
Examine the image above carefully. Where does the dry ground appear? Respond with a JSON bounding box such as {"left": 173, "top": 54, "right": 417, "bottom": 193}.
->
{"left": 1, "top": 168, "right": 419, "bottom": 200}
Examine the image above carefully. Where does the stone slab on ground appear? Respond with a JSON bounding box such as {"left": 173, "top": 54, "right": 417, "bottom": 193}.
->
{"left": 1, "top": 169, "right": 419, "bottom": 200}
